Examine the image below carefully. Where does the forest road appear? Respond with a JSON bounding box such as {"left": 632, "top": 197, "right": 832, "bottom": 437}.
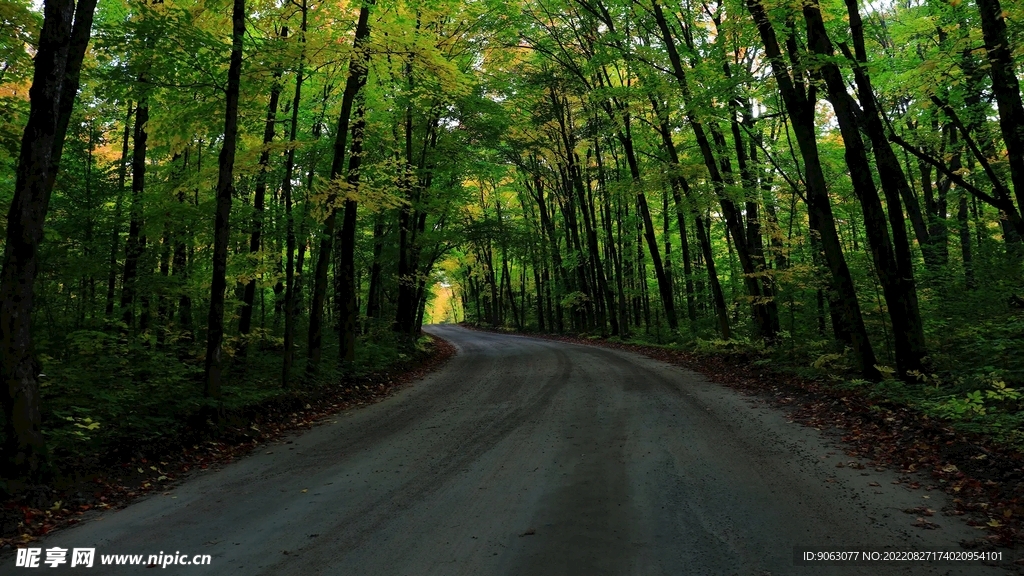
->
{"left": 20, "top": 325, "right": 1009, "bottom": 575}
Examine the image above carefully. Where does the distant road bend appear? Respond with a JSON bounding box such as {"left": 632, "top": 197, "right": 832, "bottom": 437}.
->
{"left": 31, "top": 325, "right": 1002, "bottom": 575}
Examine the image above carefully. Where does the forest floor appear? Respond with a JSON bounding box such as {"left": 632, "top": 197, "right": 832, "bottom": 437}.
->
{"left": 462, "top": 323, "right": 1024, "bottom": 553}
{"left": 0, "top": 335, "right": 456, "bottom": 550}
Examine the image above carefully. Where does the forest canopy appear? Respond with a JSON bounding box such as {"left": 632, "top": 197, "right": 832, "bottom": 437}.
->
{"left": 2, "top": 0, "right": 1024, "bottom": 478}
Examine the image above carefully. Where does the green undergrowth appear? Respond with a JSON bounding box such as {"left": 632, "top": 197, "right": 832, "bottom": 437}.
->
{"left": 2, "top": 326, "right": 433, "bottom": 470}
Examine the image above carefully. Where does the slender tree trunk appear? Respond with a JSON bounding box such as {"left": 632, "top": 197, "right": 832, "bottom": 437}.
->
{"left": 651, "top": 101, "right": 724, "bottom": 334}
{"left": 337, "top": 101, "right": 368, "bottom": 363}
{"left": 308, "top": 1, "right": 373, "bottom": 367}
{"left": 806, "top": 1, "right": 926, "bottom": 377}
{"left": 105, "top": 102, "right": 132, "bottom": 317}
{"left": 365, "top": 213, "right": 385, "bottom": 323}
{"left": 620, "top": 129, "right": 677, "bottom": 331}
{"left": 120, "top": 99, "right": 148, "bottom": 329}
{"left": 239, "top": 66, "right": 284, "bottom": 336}
{"left": 958, "top": 190, "right": 974, "bottom": 290}
{"left": 172, "top": 189, "right": 191, "bottom": 334}
{"left": 203, "top": 0, "right": 245, "bottom": 399}
{"left": 651, "top": 1, "right": 770, "bottom": 338}
{"left": 746, "top": 0, "right": 879, "bottom": 379}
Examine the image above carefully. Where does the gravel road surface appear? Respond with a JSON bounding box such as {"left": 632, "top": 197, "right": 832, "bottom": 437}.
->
{"left": 12, "top": 325, "right": 1009, "bottom": 575}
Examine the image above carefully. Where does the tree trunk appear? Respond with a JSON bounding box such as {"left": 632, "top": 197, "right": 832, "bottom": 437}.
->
{"left": 336, "top": 100, "right": 368, "bottom": 364}
{"left": 651, "top": 0, "right": 771, "bottom": 338}
{"left": 746, "top": 0, "right": 879, "bottom": 379}
{"left": 105, "top": 102, "right": 132, "bottom": 317}
{"left": 307, "top": 0, "right": 373, "bottom": 367}
{"left": 281, "top": 25, "right": 305, "bottom": 385}
{"left": 805, "top": 1, "right": 926, "bottom": 377}
{"left": 238, "top": 66, "right": 284, "bottom": 336}
{"left": 203, "top": 0, "right": 245, "bottom": 399}
{"left": 120, "top": 99, "right": 148, "bottom": 329}
{"left": 2, "top": 0, "right": 97, "bottom": 476}
{"left": 975, "top": 0, "right": 1024, "bottom": 214}
{"left": 365, "top": 214, "right": 385, "bottom": 323}
{"left": 651, "top": 101, "right": 725, "bottom": 334}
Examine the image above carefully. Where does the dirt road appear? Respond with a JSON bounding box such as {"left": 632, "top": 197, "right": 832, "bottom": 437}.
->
{"left": 17, "top": 326, "right": 1007, "bottom": 575}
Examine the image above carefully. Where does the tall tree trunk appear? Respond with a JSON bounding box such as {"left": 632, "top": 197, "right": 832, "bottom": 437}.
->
{"left": 805, "top": 1, "right": 926, "bottom": 377}
{"left": 975, "top": 0, "right": 1024, "bottom": 214}
{"left": 365, "top": 213, "right": 385, "bottom": 322}
{"left": 619, "top": 126, "right": 677, "bottom": 331}
{"left": 120, "top": 99, "right": 148, "bottom": 329}
{"left": 746, "top": 0, "right": 879, "bottom": 379}
{"left": 282, "top": 15, "right": 306, "bottom": 387}
{"left": 958, "top": 190, "right": 974, "bottom": 290}
{"left": 308, "top": 1, "right": 373, "bottom": 367}
{"left": 594, "top": 138, "right": 629, "bottom": 334}
{"left": 172, "top": 189, "right": 191, "bottom": 334}
{"left": 2, "top": 0, "right": 97, "bottom": 476}
{"left": 203, "top": 0, "right": 245, "bottom": 399}
{"left": 239, "top": 67, "right": 284, "bottom": 336}
{"left": 336, "top": 101, "right": 368, "bottom": 363}
{"left": 105, "top": 102, "right": 132, "bottom": 317}
{"left": 157, "top": 153, "right": 184, "bottom": 332}
{"left": 651, "top": 101, "right": 725, "bottom": 334}
{"left": 651, "top": 0, "right": 771, "bottom": 338}
{"left": 395, "top": 109, "right": 440, "bottom": 335}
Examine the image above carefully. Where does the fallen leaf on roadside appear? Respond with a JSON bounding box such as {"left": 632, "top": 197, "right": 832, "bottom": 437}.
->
{"left": 903, "top": 506, "right": 934, "bottom": 516}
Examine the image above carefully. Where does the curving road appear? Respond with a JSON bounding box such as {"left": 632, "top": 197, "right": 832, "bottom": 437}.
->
{"left": 15, "top": 326, "right": 1005, "bottom": 575}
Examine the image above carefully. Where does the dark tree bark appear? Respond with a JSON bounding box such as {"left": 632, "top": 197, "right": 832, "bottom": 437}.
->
{"left": 120, "top": 99, "right": 148, "bottom": 329}
{"left": 308, "top": 0, "right": 373, "bottom": 366}
{"left": 975, "top": 0, "right": 1024, "bottom": 214}
{"left": 365, "top": 214, "right": 385, "bottom": 323}
{"left": 550, "top": 89, "right": 616, "bottom": 334}
{"left": 203, "top": 0, "right": 245, "bottom": 399}
{"left": 650, "top": 99, "right": 727, "bottom": 336}
{"left": 745, "top": 0, "right": 879, "bottom": 379}
{"left": 617, "top": 119, "right": 677, "bottom": 331}
{"left": 336, "top": 100, "right": 368, "bottom": 363}
{"left": 651, "top": 0, "right": 772, "bottom": 339}
{"left": 282, "top": 14, "right": 307, "bottom": 387}
{"left": 593, "top": 138, "right": 630, "bottom": 333}
{"left": 395, "top": 114, "right": 439, "bottom": 336}
{"left": 2, "top": 0, "right": 97, "bottom": 476}
{"left": 805, "top": 1, "right": 926, "bottom": 377}
{"left": 157, "top": 153, "right": 185, "bottom": 331}
{"left": 172, "top": 190, "right": 191, "bottom": 333}
{"left": 105, "top": 102, "right": 132, "bottom": 317}
{"left": 238, "top": 65, "right": 284, "bottom": 336}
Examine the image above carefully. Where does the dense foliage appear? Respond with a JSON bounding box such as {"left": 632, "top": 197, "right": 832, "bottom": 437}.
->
{"left": 2, "top": 0, "right": 1023, "bottom": 479}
